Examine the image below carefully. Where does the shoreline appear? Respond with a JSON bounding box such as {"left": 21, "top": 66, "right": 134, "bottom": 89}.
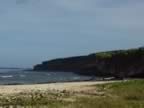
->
{"left": 0, "top": 80, "right": 118, "bottom": 94}
{"left": 0, "top": 77, "right": 116, "bottom": 85}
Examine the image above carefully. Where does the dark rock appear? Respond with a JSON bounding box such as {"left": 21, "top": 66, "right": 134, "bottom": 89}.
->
{"left": 33, "top": 47, "right": 144, "bottom": 78}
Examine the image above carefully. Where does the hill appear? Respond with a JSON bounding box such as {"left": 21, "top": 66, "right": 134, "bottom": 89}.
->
{"left": 33, "top": 48, "right": 144, "bottom": 78}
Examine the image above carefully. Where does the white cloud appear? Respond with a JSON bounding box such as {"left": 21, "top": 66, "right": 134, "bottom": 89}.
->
{"left": 0, "top": 0, "right": 144, "bottom": 33}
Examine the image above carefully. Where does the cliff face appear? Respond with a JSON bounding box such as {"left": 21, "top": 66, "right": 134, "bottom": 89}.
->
{"left": 33, "top": 48, "right": 144, "bottom": 78}
{"left": 34, "top": 54, "right": 97, "bottom": 73}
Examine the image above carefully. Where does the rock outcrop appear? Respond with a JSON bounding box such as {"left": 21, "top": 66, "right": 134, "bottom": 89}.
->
{"left": 33, "top": 48, "right": 144, "bottom": 78}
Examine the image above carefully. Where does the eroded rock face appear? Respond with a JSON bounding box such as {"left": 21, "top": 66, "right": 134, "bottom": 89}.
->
{"left": 33, "top": 48, "right": 144, "bottom": 78}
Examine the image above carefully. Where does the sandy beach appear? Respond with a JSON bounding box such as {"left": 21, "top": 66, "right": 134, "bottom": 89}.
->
{"left": 0, "top": 81, "right": 116, "bottom": 94}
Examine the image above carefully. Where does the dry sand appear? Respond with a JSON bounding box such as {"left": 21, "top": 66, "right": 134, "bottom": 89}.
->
{"left": 0, "top": 81, "right": 116, "bottom": 94}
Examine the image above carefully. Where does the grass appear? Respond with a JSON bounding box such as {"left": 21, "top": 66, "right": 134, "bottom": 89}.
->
{"left": 109, "top": 80, "right": 144, "bottom": 101}
{"left": 95, "top": 47, "right": 144, "bottom": 59}
{"left": 0, "top": 80, "right": 144, "bottom": 108}
{"left": 0, "top": 90, "right": 71, "bottom": 108}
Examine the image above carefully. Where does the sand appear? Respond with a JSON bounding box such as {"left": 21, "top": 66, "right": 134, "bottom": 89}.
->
{"left": 0, "top": 81, "right": 116, "bottom": 94}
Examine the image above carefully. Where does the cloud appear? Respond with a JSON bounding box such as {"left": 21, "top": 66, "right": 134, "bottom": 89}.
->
{"left": 16, "top": 0, "right": 29, "bottom": 5}
{"left": 2, "top": 0, "right": 143, "bottom": 33}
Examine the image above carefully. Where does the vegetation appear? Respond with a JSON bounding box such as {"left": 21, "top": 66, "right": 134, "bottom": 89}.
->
{"left": 95, "top": 48, "right": 144, "bottom": 59}
{"left": 34, "top": 47, "right": 144, "bottom": 78}
{"left": 0, "top": 80, "right": 144, "bottom": 108}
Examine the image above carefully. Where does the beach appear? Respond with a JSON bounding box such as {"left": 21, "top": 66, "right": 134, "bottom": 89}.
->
{"left": 0, "top": 81, "right": 115, "bottom": 94}
{"left": 0, "top": 80, "right": 143, "bottom": 108}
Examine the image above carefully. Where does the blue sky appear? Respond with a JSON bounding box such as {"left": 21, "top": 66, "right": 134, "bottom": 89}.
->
{"left": 0, "top": 0, "right": 144, "bottom": 67}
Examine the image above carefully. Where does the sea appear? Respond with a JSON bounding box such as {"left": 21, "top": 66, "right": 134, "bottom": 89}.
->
{"left": 0, "top": 69, "right": 98, "bottom": 85}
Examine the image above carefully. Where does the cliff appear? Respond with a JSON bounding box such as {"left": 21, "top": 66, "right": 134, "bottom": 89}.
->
{"left": 33, "top": 47, "right": 144, "bottom": 78}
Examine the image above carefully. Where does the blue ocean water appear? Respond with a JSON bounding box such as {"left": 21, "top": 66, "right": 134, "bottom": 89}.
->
{"left": 0, "top": 69, "right": 97, "bottom": 85}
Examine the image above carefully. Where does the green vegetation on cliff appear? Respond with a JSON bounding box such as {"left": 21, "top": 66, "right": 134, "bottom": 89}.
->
{"left": 34, "top": 47, "right": 144, "bottom": 78}
{"left": 96, "top": 48, "right": 144, "bottom": 59}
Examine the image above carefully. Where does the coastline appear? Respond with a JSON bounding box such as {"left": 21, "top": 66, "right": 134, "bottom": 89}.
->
{"left": 0, "top": 80, "right": 118, "bottom": 94}
{"left": 0, "top": 76, "right": 115, "bottom": 85}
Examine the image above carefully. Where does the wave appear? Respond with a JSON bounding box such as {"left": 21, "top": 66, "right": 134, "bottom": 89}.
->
{"left": 0, "top": 75, "right": 13, "bottom": 78}
{"left": 46, "top": 73, "right": 51, "bottom": 76}
{"left": 19, "top": 75, "right": 26, "bottom": 77}
{"left": 73, "top": 77, "right": 80, "bottom": 80}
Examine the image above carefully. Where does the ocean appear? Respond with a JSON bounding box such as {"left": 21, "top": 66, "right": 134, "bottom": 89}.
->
{"left": 0, "top": 69, "right": 97, "bottom": 85}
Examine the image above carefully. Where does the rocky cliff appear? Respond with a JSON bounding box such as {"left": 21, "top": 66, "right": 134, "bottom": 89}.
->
{"left": 33, "top": 48, "right": 144, "bottom": 78}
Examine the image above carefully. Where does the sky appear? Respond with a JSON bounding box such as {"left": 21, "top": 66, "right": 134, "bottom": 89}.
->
{"left": 0, "top": 0, "right": 144, "bottom": 68}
